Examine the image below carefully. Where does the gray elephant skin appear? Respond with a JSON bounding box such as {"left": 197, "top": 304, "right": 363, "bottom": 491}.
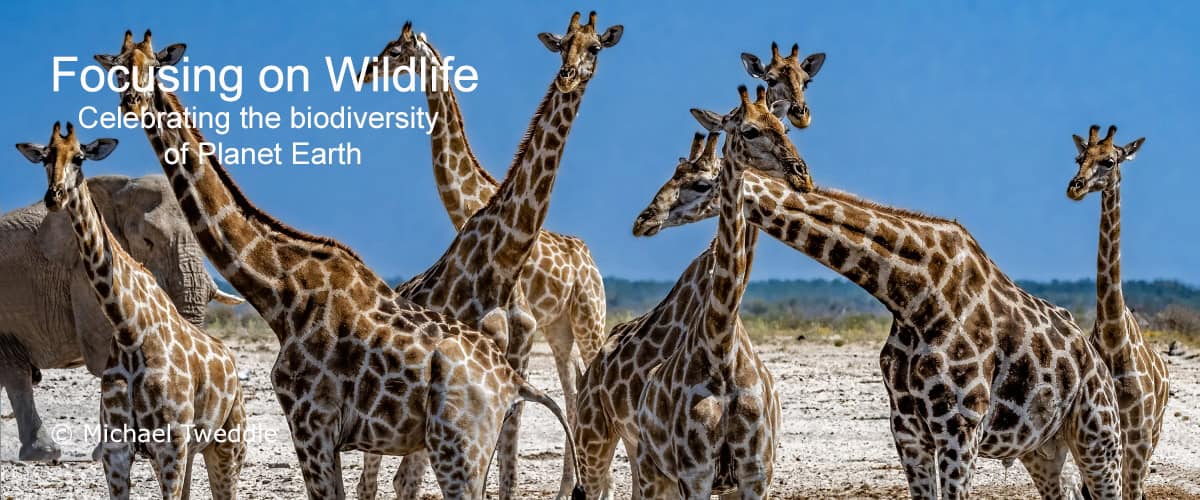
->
{"left": 0, "top": 174, "right": 242, "bottom": 461}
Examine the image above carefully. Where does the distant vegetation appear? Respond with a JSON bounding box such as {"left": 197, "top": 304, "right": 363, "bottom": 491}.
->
{"left": 210, "top": 277, "right": 1200, "bottom": 346}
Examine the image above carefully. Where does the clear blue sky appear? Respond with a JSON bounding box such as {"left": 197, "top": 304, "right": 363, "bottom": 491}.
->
{"left": 3, "top": 1, "right": 1197, "bottom": 283}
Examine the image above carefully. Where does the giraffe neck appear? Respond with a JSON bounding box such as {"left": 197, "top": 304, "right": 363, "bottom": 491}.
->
{"left": 142, "top": 87, "right": 383, "bottom": 338}
{"left": 1094, "top": 183, "right": 1129, "bottom": 346}
{"left": 63, "top": 183, "right": 150, "bottom": 349}
{"left": 697, "top": 153, "right": 756, "bottom": 366}
{"left": 418, "top": 40, "right": 499, "bottom": 229}
{"left": 741, "top": 173, "right": 963, "bottom": 317}
{"left": 459, "top": 81, "right": 586, "bottom": 275}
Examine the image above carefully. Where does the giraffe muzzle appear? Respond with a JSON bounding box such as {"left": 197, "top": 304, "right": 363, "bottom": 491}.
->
{"left": 787, "top": 103, "right": 812, "bottom": 129}
{"left": 43, "top": 187, "right": 66, "bottom": 211}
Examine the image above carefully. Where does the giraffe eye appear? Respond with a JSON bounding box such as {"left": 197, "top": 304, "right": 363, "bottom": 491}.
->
{"left": 741, "top": 127, "right": 761, "bottom": 140}
{"left": 1099, "top": 158, "right": 1116, "bottom": 168}
{"left": 693, "top": 182, "right": 713, "bottom": 193}
{"left": 588, "top": 44, "right": 601, "bottom": 55}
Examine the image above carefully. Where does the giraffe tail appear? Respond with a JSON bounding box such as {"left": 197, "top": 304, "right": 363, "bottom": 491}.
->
{"left": 517, "top": 383, "right": 585, "bottom": 500}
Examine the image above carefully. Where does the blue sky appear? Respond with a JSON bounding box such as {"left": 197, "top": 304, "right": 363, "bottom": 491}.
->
{"left": 2, "top": 1, "right": 1197, "bottom": 283}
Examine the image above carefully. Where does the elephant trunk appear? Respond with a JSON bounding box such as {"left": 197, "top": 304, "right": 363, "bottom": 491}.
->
{"left": 171, "top": 237, "right": 210, "bottom": 327}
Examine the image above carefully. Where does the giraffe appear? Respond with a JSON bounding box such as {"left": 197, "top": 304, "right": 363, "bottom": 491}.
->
{"left": 352, "top": 13, "right": 621, "bottom": 500}
{"left": 93, "top": 30, "right": 582, "bottom": 499}
{"left": 1068, "top": 125, "right": 1169, "bottom": 499}
{"left": 356, "top": 21, "right": 609, "bottom": 499}
{"left": 16, "top": 122, "right": 246, "bottom": 500}
{"left": 634, "top": 86, "right": 806, "bottom": 499}
{"left": 637, "top": 134, "right": 1126, "bottom": 498}
{"left": 739, "top": 42, "right": 825, "bottom": 129}
{"left": 573, "top": 132, "right": 721, "bottom": 499}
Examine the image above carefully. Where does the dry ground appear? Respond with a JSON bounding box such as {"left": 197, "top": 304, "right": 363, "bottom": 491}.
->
{"left": 2, "top": 338, "right": 1198, "bottom": 499}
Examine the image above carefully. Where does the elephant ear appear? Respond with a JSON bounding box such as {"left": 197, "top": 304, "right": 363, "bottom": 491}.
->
{"left": 111, "top": 177, "right": 168, "bottom": 259}
{"left": 34, "top": 209, "right": 81, "bottom": 268}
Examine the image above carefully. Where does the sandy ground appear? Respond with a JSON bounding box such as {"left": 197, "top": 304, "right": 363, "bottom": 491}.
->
{"left": 2, "top": 339, "right": 1198, "bottom": 499}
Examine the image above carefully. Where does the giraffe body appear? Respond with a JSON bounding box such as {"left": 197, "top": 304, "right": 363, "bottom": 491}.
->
{"left": 1068, "top": 125, "right": 1169, "bottom": 499}
{"left": 17, "top": 123, "right": 246, "bottom": 500}
{"left": 94, "top": 30, "right": 582, "bottom": 499}
{"left": 638, "top": 136, "right": 1125, "bottom": 498}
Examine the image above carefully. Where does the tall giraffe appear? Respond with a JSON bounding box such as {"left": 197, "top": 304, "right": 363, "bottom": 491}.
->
{"left": 354, "top": 13, "right": 621, "bottom": 500}
{"left": 356, "top": 21, "right": 609, "bottom": 499}
{"left": 574, "top": 44, "right": 827, "bottom": 498}
{"left": 94, "top": 30, "right": 581, "bottom": 499}
{"left": 1068, "top": 125, "right": 1169, "bottom": 499}
{"left": 16, "top": 123, "right": 246, "bottom": 499}
{"left": 739, "top": 42, "right": 825, "bottom": 129}
{"left": 635, "top": 86, "right": 801, "bottom": 498}
{"left": 637, "top": 136, "right": 1126, "bottom": 499}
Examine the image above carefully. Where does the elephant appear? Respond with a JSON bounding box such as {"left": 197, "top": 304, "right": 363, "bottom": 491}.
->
{"left": 0, "top": 174, "right": 243, "bottom": 462}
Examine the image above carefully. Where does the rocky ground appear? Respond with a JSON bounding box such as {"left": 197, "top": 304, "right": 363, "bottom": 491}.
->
{"left": 2, "top": 339, "right": 1198, "bottom": 499}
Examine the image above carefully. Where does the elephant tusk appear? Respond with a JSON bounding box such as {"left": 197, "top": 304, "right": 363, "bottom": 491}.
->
{"left": 209, "top": 276, "right": 245, "bottom": 305}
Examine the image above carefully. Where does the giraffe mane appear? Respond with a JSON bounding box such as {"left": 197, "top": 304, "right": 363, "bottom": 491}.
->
{"left": 813, "top": 186, "right": 958, "bottom": 226}
{"left": 162, "top": 92, "right": 366, "bottom": 263}
{"left": 502, "top": 85, "right": 558, "bottom": 184}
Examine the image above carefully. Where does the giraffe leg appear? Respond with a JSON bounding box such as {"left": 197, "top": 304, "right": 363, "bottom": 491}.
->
{"left": 100, "top": 439, "right": 135, "bottom": 500}
{"left": 355, "top": 453, "right": 382, "bottom": 500}
{"left": 1066, "top": 375, "right": 1123, "bottom": 500}
{"left": 885, "top": 394, "right": 936, "bottom": 499}
{"left": 932, "top": 420, "right": 981, "bottom": 500}
{"left": 392, "top": 451, "right": 431, "bottom": 499}
{"left": 290, "top": 430, "right": 346, "bottom": 500}
{"left": 544, "top": 316, "right": 581, "bottom": 500}
{"left": 634, "top": 443, "right": 678, "bottom": 499}
{"left": 623, "top": 438, "right": 641, "bottom": 500}
{"left": 181, "top": 451, "right": 195, "bottom": 500}
{"left": 203, "top": 425, "right": 247, "bottom": 499}
{"left": 573, "top": 381, "right": 618, "bottom": 499}
{"left": 204, "top": 391, "right": 246, "bottom": 500}
{"left": 149, "top": 436, "right": 188, "bottom": 500}
{"left": 496, "top": 306, "right": 537, "bottom": 500}
{"left": 1020, "top": 439, "right": 1071, "bottom": 500}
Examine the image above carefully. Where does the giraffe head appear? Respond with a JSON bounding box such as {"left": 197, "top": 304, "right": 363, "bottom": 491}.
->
{"left": 360, "top": 21, "right": 431, "bottom": 83}
{"left": 93, "top": 30, "right": 187, "bottom": 116}
{"left": 537, "top": 11, "right": 623, "bottom": 93}
{"left": 15, "top": 122, "right": 118, "bottom": 211}
{"left": 634, "top": 86, "right": 813, "bottom": 236}
{"left": 632, "top": 131, "right": 721, "bottom": 236}
{"left": 741, "top": 43, "right": 825, "bottom": 128}
{"left": 1067, "top": 124, "right": 1145, "bottom": 200}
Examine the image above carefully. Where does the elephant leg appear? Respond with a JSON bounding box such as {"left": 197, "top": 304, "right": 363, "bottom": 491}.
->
{"left": 0, "top": 338, "right": 60, "bottom": 462}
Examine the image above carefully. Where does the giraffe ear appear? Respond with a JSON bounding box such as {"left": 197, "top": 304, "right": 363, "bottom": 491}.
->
{"left": 15, "top": 143, "right": 48, "bottom": 164}
{"left": 1122, "top": 137, "right": 1145, "bottom": 161}
{"left": 690, "top": 108, "right": 726, "bottom": 133}
{"left": 156, "top": 43, "right": 187, "bottom": 66}
{"left": 600, "top": 25, "right": 624, "bottom": 48}
{"left": 93, "top": 53, "right": 119, "bottom": 70}
{"left": 741, "top": 53, "right": 766, "bottom": 79}
{"left": 1072, "top": 134, "right": 1087, "bottom": 154}
{"left": 537, "top": 32, "right": 563, "bottom": 53}
{"left": 83, "top": 139, "right": 119, "bottom": 161}
{"left": 800, "top": 53, "right": 826, "bottom": 78}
